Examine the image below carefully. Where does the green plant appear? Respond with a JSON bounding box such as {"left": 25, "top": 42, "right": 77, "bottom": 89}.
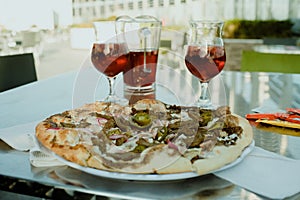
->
{"left": 223, "top": 19, "right": 294, "bottom": 39}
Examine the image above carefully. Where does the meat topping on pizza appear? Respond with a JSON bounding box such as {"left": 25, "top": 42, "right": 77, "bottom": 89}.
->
{"left": 89, "top": 104, "right": 243, "bottom": 161}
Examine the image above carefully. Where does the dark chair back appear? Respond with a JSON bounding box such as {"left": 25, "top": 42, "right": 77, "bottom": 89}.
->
{"left": 0, "top": 53, "right": 37, "bottom": 92}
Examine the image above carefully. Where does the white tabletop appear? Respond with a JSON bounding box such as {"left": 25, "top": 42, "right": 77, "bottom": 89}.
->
{"left": 0, "top": 64, "right": 202, "bottom": 129}
{"left": 1, "top": 68, "right": 300, "bottom": 199}
{"left": 0, "top": 71, "right": 75, "bottom": 128}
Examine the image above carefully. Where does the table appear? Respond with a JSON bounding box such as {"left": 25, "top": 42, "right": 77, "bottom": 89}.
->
{"left": 0, "top": 66, "right": 300, "bottom": 199}
{"left": 253, "top": 44, "right": 300, "bottom": 55}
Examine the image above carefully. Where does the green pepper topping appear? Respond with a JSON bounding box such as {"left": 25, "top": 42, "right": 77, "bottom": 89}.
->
{"left": 208, "top": 121, "right": 224, "bottom": 131}
{"left": 107, "top": 128, "right": 122, "bottom": 136}
{"left": 132, "top": 145, "right": 147, "bottom": 153}
{"left": 156, "top": 126, "right": 168, "bottom": 142}
{"left": 199, "top": 109, "right": 213, "bottom": 126}
{"left": 132, "top": 112, "right": 151, "bottom": 126}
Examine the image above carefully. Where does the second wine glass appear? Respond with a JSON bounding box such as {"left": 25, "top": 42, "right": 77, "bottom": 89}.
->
{"left": 91, "top": 21, "right": 129, "bottom": 104}
{"left": 184, "top": 20, "right": 226, "bottom": 108}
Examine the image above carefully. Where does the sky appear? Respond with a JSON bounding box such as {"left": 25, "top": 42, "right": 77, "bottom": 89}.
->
{"left": 0, "top": 0, "right": 72, "bottom": 31}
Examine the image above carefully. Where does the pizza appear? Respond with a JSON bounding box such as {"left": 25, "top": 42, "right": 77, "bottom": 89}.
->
{"left": 35, "top": 99, "right": 253, "bottom": 175}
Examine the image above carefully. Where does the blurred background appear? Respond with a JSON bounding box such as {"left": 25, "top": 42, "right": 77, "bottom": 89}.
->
{"left": 0, "top": 0, "right": 300, "bottom": 79}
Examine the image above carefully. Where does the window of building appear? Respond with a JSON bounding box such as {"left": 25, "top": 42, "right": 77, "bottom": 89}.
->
{"left": 169, "top": 0, "right": 175, "bottom": 5}
{"left": 93, "top": 7, "right": 96, "bottom": 16}
{"left": 138, "top": 1, "right": 143, "bottom": 9}
{"left": 181, "top": 0, "right": 186, "bottom": 3}
{"left": 119, "top": 3, "right": 124, "bottom": 10}
{"left": 148, "top": 0, "right": 153, "bottom": 7}
{"left": 84, "top": 7, "right": 89, "bottom": 16}
{"left": 100, "top": 5, "right": 105, "bottom": 14}
{"left": 128, "top": 2, "right": 134, "bottom": 10}
{"left": 109, "top": 4, "right": 114, "bottom": 12}
{"left": 159, "top": 0, "right": 164, "bottom": 6}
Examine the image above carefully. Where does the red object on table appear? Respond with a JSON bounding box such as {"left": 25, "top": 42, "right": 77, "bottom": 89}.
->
{"left": 245, "top": 111, "right": 300, "bottom": 124}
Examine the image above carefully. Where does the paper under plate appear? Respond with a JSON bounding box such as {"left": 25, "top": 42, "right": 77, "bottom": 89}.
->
{"left": 51, "top": 141, "right": 255, "bottom": 181}
{"left": 256, "top": 119, "right": 300, "bottom": 129}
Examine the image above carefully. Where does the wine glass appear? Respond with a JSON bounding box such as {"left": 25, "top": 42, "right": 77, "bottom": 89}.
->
{"left": 91, "top": 21, "right": 129, "bottom": 104}
{"left": 184, "top": 20, "right": 226, "bottom": 108}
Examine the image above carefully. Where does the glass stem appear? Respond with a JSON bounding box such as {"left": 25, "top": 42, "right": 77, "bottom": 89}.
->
{"left": 107, "top": 77, "right": 116, "bottom": 97}
{"left": 104, "top": 76, "right": 128, "bottom": 105}
{"left": 199, "top": 82, "right": 208, "bottom": 101}
{"left": 198, "top": 82, "right": 212, "bottom": 107}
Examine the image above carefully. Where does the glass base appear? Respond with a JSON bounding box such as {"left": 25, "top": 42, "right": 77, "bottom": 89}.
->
{"left": 104, "top": 95, "right": 128, "bottom": 106}
{"left": 124, "top": 84, "right": 156, "bottom": 104}
{"left": 124, "top": 83, "right": 155, "bottom": 93}
{"left": 195, "top": 99, "right": 215, "bottom": 109}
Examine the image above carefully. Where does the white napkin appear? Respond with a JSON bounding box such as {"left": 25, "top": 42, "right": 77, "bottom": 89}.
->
{"left": 214, "top": 147, "right": 300, "bottom": 199}
{"left": 0, "top": 121, "right": 38, "bottom": 151}
{"left": 29, "top": 146, "right": 65, "bottom": 167}
{"left": 0, "top": 121, "right": 64, "bottom": 167}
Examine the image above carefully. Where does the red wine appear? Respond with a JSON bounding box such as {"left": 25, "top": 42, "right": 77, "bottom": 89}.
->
{"left": 91, "top": 43, "right": 129, "bottom": 77}
{"left": 123, "top": 50, "right": 158, "bottom": 87}
{"left": 185, "top": 46, "right": 226, "bottom": 82}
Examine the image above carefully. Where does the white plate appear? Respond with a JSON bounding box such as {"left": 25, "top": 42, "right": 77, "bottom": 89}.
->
{"left": 51, "top": 141, "right": 255, "bottom": 181}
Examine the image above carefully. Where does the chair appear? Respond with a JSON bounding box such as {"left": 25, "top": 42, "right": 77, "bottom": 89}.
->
{"left": 21, "top": 31, "right": 41, "bottom": 49}
{"left": 0, "top": 53, "right": 37, "bottom": 92}
{"left": 0, "top": 37, "right": 7, "bottom": 53}
{"left": 240, "top": 50, "right": 300, "bottom": 73}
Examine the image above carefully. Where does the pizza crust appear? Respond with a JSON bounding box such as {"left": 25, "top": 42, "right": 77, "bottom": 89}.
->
{"left": 192, "top": 115, "right": 253, "bottom": 175}
{"left": 133, "top": 99, "right": 167, "bottom": 113}
{"left": 36, "top": 121, "right": 94, "bottom": 167}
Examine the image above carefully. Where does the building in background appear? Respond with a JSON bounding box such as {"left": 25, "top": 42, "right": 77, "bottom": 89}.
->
{"left": 0, "top": 0, "right": 299, "bottom": 31}
{"left": 72, "top": 0, "right": 300, "bottom": 25}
